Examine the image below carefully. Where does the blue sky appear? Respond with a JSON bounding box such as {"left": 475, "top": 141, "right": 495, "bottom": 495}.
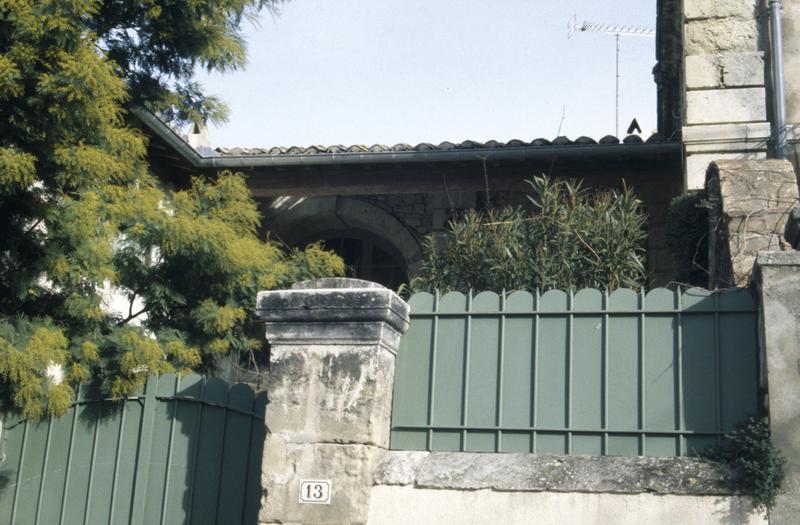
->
{"left": 195, "top": 0, "right": 657, "bottom": 148}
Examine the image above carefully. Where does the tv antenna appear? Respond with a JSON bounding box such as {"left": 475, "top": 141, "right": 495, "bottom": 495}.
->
{"left": 568, "top": 16, "right": 655, "bottom": 137}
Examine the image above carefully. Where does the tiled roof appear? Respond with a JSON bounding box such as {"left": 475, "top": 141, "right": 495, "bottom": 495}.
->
{"left": 215, "top": 134, "right": 669, "bottom": 157}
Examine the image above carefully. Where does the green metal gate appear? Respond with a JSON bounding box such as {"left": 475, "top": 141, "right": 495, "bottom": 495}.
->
{"left": 0, "top": 374, "right": 267, "bottom": 525}
{"left": 391, "top": 287, "right": 759, "bottom": 457}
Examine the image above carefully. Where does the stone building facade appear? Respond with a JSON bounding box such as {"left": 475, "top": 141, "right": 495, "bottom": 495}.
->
{"left": 657, "top": 0, "right": 800, "bottom": 188}
{"left": 137, "top": 106, "right": 682, "bottom": 289}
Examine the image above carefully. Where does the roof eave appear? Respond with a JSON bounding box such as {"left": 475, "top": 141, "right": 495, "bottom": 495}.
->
{"left": 133, "top": 108, "right": 680, "bottom": 171}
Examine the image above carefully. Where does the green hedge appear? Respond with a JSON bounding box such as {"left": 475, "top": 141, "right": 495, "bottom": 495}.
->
{"left": 665, "top": 192, "right": 709, "bottom": 287}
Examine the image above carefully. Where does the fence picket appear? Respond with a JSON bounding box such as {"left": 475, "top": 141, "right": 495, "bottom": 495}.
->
{"left": 38, "top": 407, "right": 73, "bottom": 524}
{"left": 130, "top": 375, "right": 158, "bottom": 525}
{"left": 190, "top": 378, "right": 228, "bottom": 524}
{"left": 242, "top": 392, "right": 268, "bottom": 525}
{"left": 435, "top": 291, "right": 467, "bottom": 451}
{"left": 390, "top": 293, "right": 434, "bottom": 450}
{"left": 572, "top": 289, "right": 603, "bottom": 455}
{"left": 502, "top": 291, "right": 534, "bottom": 453}
{"left": 217, "top": 383, "right": 256, "bottom": 524}
{"left": 537, "top": 289, "right": 569, "bottom": 454}
{"left": 466, "top": 291, "right": 501, "bottom": 452}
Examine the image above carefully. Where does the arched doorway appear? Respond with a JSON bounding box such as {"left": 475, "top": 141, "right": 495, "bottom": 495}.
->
{"left": 261, "top": 196, "right": 421, "bottom": 289}
{"left": 317, "top": 232, "right": 408, "bottom": 290}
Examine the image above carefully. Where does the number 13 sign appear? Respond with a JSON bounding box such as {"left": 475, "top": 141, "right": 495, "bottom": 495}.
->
{"left": 299, "top": 480, "right": 332, "bottom": 504}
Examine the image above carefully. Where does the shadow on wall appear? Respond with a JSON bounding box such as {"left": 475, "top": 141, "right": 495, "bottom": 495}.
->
{"left": 713, "top": 495, "right": 763, "bottom": 525}
{"left": 0, "top": 471, "right": 9, "bottom": 493}
{"left": 172, "top": 376, "right": 267, "bottom": 524}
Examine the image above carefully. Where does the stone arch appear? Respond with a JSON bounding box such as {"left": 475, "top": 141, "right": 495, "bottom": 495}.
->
{"left": 261, "top": 195, "right": 423, "bottom": 278}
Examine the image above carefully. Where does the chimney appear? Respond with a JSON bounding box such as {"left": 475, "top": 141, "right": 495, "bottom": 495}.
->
{"left": 187, "top": 121, "right": 210, "bottom": 150}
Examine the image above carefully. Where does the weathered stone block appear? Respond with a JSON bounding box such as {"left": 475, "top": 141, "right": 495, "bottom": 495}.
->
{"left": 372, "top": 451, "right": 430, "bottom": 486}
{"left": 257, "top": 282, "right": 409, "bottom": 332}
{"left": 684, "top": 0, "right": 757, "bottom": 20}
{"left": 708, "top": 160, "right": 798, "bottom": 216}
{"left": 785, "top": 3, "right": 800, "bottom": 124}
{"left": 686, "top": 52, "right": 764, "bottom": 89}
{"left": 374, "top": 451, "right": 737, "bottom": 495}
{"left": 266, "top": 345, "right": 396, "bottom": 446}
{"left": 706, "top": 159, "right": 799, "bottom": 286}
{"left": 260, "top": 439, "right": 383, "bottom": 525}
{"left": 685, "top": 18, "right": 760, "bottom": 55}
{"left": 684, "top": 150, "right": 766, "bottom": 190}
{"left": 682, "top": 122, "right": 772, "bottom": 144}
{"left": 685, "top": 54, "right": 720, "bottom": 89}
{"left": 686, "top": 87, "right": 766, "bottom": 124}
{"left": 258, "top": 279, "right": 410, "bottom": 351}
{"left": 721, "top": 52, "right": 765, "bottom": 86}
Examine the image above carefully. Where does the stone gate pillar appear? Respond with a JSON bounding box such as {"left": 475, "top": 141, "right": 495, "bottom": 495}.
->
{"left": 256, "top": 278, "right": 410, "bottom": 525}
{"left": 754, "top": 252, "right": 800, "bottom": 525}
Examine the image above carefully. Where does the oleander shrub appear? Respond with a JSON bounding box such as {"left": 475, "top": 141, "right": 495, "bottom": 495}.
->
{"left": 411, "top": 176, "right": 648, "bottom": 293}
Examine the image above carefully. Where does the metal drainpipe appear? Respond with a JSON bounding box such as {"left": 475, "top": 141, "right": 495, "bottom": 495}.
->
{"left": 768, "top": 0, "right": 789, "bottom": 159}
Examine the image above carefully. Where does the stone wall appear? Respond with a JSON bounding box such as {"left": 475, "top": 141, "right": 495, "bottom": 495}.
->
{"left": 682, "top": 0, "right": 771, "bottom": 189}
{"left": 255, "top": 277, "right": 774, "bottom": 525}
{"left": 360, "top": 191, "right": 476, "bottom": 239}
{"left": 705, "top": 159, "right": 798, "bottom": 287}
{"left": 368, "top": 452, "right": 765, "bottom": 525}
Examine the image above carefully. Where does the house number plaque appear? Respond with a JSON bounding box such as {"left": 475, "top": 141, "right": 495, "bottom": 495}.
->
{"left": 299, "top": 480, "right": 332, "bottom": 504}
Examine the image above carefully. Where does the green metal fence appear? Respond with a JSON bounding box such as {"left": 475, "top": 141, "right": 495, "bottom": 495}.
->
{"left": 0, "top": 374, "right": 267, "bottom": 525}
{"left": 390, "top": 287, "right": 758, "bottom": 457}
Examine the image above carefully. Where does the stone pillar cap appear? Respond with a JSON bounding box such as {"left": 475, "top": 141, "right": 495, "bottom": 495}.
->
{"left": 755, "top": 251, "right": 800, "bottom": 266}
{"left": 257, "top": 278, "right": 410, "bottom": 335}
{"left": 291, "top": 277, "right": 384, "bottom": 290}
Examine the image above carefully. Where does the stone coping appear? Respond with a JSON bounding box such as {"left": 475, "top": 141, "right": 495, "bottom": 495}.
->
{"left": 256, "top": 280, "right": 410, "bottom": 335}
{"left": 755, "top": 250, "right": 800, "bottom": 266}
{"left": 291, "top": 278, "right": 386, "bottom": 290}
{"left": 374, "top": 451, "right": 738, "bottom": 496}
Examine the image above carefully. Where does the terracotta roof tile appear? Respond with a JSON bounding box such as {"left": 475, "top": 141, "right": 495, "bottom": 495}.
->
{"left": 214, "top": 134, "right": 670, "bottom": 157}
{"left": 599, "top": 135, "right": 620, "bottom": 144}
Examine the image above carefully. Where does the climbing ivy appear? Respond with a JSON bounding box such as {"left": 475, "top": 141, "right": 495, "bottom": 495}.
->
{"left": 704, "top": 416, "right": 786, "bottom": 514}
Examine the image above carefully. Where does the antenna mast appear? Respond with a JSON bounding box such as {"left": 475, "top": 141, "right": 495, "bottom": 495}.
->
{"left": 568, "top": 16, "right": 655, "bottom": 137}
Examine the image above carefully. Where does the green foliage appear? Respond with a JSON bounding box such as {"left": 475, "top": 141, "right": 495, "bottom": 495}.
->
{"left": 665, "top": 191, "right": 709, "bottom": 287}
{"left": 0, "top": 0, "right": 344, "bottom": 418}
{"left": 411, "top": 176, "right": 648, "bottom": 293}
{"left": 0, "top": 318, "right": 73, "bottom": 420}
{"left": 94, "top": 0, "right": 281, "bottom": 126}
{"left": 703, "top": 417, "right": 786, "bottom": 514}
